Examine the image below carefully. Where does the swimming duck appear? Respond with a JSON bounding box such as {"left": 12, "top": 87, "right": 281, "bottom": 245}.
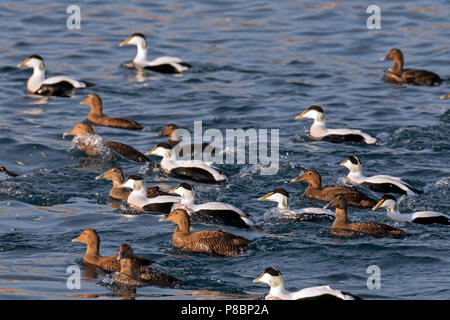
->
{"left": 253, "top": 267, "right": 360, "bottom": 300}
{"left": 169, "top": 183, "right": 256, "bottom": 228}
{"left": 81, "top": 94, "right": 142, "bottom": 130}
{"left": 257, "top": 188, "right": 334, "bottom": 220}
{"left": 95, "top": 167, "right": 169, "bottom": 201}
{"left": 17, "top": 55, "right": 93, "bottom": 96}
{"left": 120, "top": 175, "right": 180, "bottom": 213}
{"left": 291, "top": 170, "right": 377, "bottom": 209}
{"left": 380, "top": 48, "right": 443, "bottom": 86}
{"left": 295, "top": 106, "right": 377, "bottom": 144}
{"left": 63, "top": 122, "right": 149, "bottom": 163}
{"left": 372, "top": 195, "right": 449, "bottom": 226}
{"left": 325, "top": 195, "right": 408, "bottom": 239}
{"left": 72, "top": 229, "right": 153, "bottom": 273}
{"left": 340, "top": 156, "right": 422, "bottom": 196}
{"left": 0, "top": 166, "right": 18, "bottom": 177}
{"left": 145, "top": 143, "right": 228, "bottom": 183}
{"left": 440, "top": 93, "right": 450, "bottom": 100}
{"left": 119, "top": 33, "right": 191, "bottom": 74}
{"left": 160, "top": 209, "right": 252, "bottom": 256}
{"left": 112, "top": 244, "right": 185, "bottom": 288}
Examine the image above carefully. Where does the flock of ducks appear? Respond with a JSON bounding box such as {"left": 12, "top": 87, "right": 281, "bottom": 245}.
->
{"left": 1, "top": 31, "right": 449, "bottom": 300}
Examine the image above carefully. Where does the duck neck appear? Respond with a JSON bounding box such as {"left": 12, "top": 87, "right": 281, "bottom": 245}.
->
{"left": 28, "top": 65, "right": 45, "bottom": 92}
{"left": 332, "top": 208, "right": 349, "bottom": 228}
{"left": 85, "top": 240, "right": 100, "bottom": 258}
{"left": 278, "top": 197, "right": 289, "bottom": 209}
{"left": 120, "top": 258, "right": 138, "bottom": 279}
{"left": 134, "top": 45, "right": 148, "bottom": 65}
{"left": 112, "top": 177, "right": 124, "bottom": 188}
{"left": 269, "top": 282, "right": 291, "bottom": 299}
{"left": 392, "top": 58, "right": 403, "bottom": 74}
{"left": 175, "top": 217, "right": 191, "bottom": 234}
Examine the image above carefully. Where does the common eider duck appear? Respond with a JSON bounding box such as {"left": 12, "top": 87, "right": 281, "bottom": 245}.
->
{"left": 81, "top": 94, "right": 143, "bottom": 130}
{"left": 120, "top": 175, "right": 180, "bottom": 213}
{"left": 72, "top": 229, "right": 153, "bottom": 273}
{"left": 291, "top": 170, "right": 377, "bottom": 209}
{"left": 380, "top": 48, "right": 443, "bottom": 86}
{"left": 295, "top": 106, "right": 377, "bottom": 144}
{"left": 325, "top": 195, "right": 409, "bottom": 239}
{"left": 63, "top": 122, "right": 149, "bottom": 163}
{"left": 372, "top": 195, "right": 449, "bottom": 226}
{"left": 253, "top": 267, "right": 360, "bottom": 300}
{"left": 119, "top": 33, "right": 191, "bottom": 74}
{"left": 440, "top": 93, "right": 450, "bottom": 100}
{"left": 0, "top": 166, "right": 18, "bottom": 177}
{"left": 169, "top": 183, "right": 256, "bottom": 228}
{"left": 258, "top": 188, "right": 334, "bottom": 220}
{"left": 145, "top": 143, "right": 228, "bottom": 184}
{"left": 17, "top": 55, "right": 93, "bottom": 96}
{"left": 340, "top": 156, "right": 422, "bottom": 196}
{"left": 112, "top": 244, "right": 185, "bottom": 288}
{"left": 160, "top": 209, "right": 252, "bottom": 256}
{"left": 95, "top": 167, "right": 169, "bottom": 201}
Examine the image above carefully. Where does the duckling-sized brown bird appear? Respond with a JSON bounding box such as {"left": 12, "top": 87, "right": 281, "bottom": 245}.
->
{"left": 63, "top": 122, "right": 149, "bottom": 163}
{"left": 112, "top": 244, "right": 185, "bottom": 288}
{"left": 0, "top": 166, "right": 18, "bottom": 177}
{"left": 160, "top": 209, "right": 252, "bottom": 256}
{"left": 81, "top": 94, "right": 143, "bottom": 130}
{"left": 291, "top": 170, "right": 377, "bottom": 209}
{"left": 72, "top": 229, "right": 154, "bottom": 273}
{"left": 325, "top": 195, "right": 409, "bottom": 239}
{"left": 380, "top": 48, "right": 443, "bottom": 86}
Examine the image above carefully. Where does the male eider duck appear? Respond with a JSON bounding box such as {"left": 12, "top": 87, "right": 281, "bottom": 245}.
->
{"left": 340, "top": 156, "right": 422, "bottom": 196}
{"left": 295, "top": 106, "right": 377, "bottom": 144}
{"left": 119, "top": 33, "right": 191, "bottom": 74}
{"left": 81, "top": 94, "right": 143, "bottom": 130}
{"left": 63, "top": 122, "right": 149, "bottom": 163}
{"left": 372, "top": 195, "right": 449, "bottom": 226}
{"left": 380, "top": 48, "right": 443, "bottom": 86}
{"left": 145, "top": 143, "right": 228, "bottom": 183}
{"left": 325, "top": 195, "right": 408, "bottom": 239}
{"left": 95, "top": 167, "right": 169, "bottom": 201}
{"left": 253, "top": 267, "right": 360, "bottom": 300}
{"left": 160, "top": 209, "right": 252, "bottom": 256}
{"left": 72, "top": 229, "right": 153, "bottom": 273}
{"left": 169, "top": 183, "right": 255, "bottom": 228}
{"left": 17, "top": 55, "right": 93, "bottom": 96}
{"left": 112, "top": 244, "right": 185, "bottom": 288}
{"left": 257, "top": 188, "right": 334, "bottom": 221}
{"left": 0, "top": 166, "right": 18, "bottom": 177}
{"left": 291, "top": 170, "right": 377, "bottom": 209}
{"left": 120, "top": 175, "right": 180, "bottom": 213}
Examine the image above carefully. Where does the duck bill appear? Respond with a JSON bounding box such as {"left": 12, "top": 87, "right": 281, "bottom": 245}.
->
{"left": 252, "top": 273, "right": 264, "bottom": 283}
{"left": 119, "top": 37, "right": 131, "bottom": 47}
{"left": 257, "top": 192, "right": 273, "bottom": 201}
{"left": 290, "top": 176, "right": 302, "bottom": 183}
{"left": 71, "top": 236, "right": 81, "bottom": 243}
{"left": 158, "top": 216, "right": 169, "bottom": 222}
{"left": 62, "top": 130, "right": 75, "bottom": 138}
{"left": 168, "top": 186, "right": 178, "bottom": 194}
{"left": 17, "top": 58, "right": 29, "bottom": 68}
{"left": 372, "top": 199, "right": 385, "bottom": 211}
{"left": 440, "top": 94, "right": 449, "bottom": 100}
{"left": 144, "top": 146, "right": 157, "bottom": 156}
{"left": 339, "top": 160, "right": 347, "bottom": 167}
{"left": 294, "top": 110, "right": 308, "bottom": 120}
{"left": 380, "top": 54, "right": 388, "bottom": 61}
{"left": 79, "top": 97, "right": 88, "bottom": 105}
{"left": 323, "top": 201, "right": 332, "bottom": 209}
{"left": 95, "top": 172, "right": 106, "bottom": 180}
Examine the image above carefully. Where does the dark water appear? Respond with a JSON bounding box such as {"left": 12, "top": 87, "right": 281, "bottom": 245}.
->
{"left": 0, "top": 0, "right": 449, "bottom": 299}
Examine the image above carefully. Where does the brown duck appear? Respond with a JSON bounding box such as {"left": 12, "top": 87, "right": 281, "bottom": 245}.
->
{"left": 380, "top": 48, "right": 442, "bottom": 86}
{"left": 325, "top": 195, "right": 408, "bottom": 239}
{"left": 63, "top": 122, "right": 149, "bottom": 163}
{"left": 72, "top": 229, "right": 154, "bottom": 273}
{"left": 81, "top": 94, "right": 143, "bottom": 130}
{"left": 0, "top": 166, "right": 18, "bottom": 177}
{"left": 160, "top": 209, "right": 252, "bottom": 256}
{"left": 291, "top": 170, "right": 377, "bottom": 209}
{"left": 112, "top": 244, "right": 185, "bottom": 288}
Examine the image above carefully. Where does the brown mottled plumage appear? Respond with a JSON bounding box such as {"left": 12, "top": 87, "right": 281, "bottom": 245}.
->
{"left": 292, "top": 170, "right": 377, "bottom": 209}
{"left": 326, "top": 195, "right": 408, "bottom": 239}
{"left": 81, "top": 94, "right": 143, "bottom": 130}
{"left": 72, "top": 229, "right": 154, "bottom": 273}
{"left": 381, "top": 48, "right": 442, "bottom": 86}
{"left": 160, "top": 209, "right": 252, "bottom": 256}
{"left": 0, "top": 166, "right": 18, "bottom": 177}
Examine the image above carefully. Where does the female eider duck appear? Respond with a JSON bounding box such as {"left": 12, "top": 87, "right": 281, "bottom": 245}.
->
{"left": 145, "top": 143, "right": 228, "bottom": 183}
{"left": 169, "top": 183, "right": 255, "bottom": 228}
{"left": 340, "top": 156, "right": 422, "bottom": 196}
{"left": 112, "top": 244, "right": 185, "bottom": 288}
{"left": 81, "top": 94, "right": 142, "bottom": 130}
{"left": 253, "top": 267, "right": 360, "bottom": 300}
{"left": 120, "top": 175, "right": 180, "bottom": 214}
{"left": 291, "top": 170, "right": 377, "bottom": 209}
{"left": 119, "top": 33, "right": 191, "bottom": 74}
{"left": 257, "top": 188, "right": 334, "bottom": 221}
{"left": 0, "top": 166, "right": 18, "bottom": 177}
{"left": 72, "top": 229, "right": 153, "bottom": 273}
{"left": 160, "top": 209, "right": 252, "bottom": 256}
{"left": 95, "top": 167, "right": 169, "bottom": 202}
{"left": 372, "top": 195, "right": 449, "bottom": 226}
{"left": 380, "top": 48, "right": 443, "bottom": 86}
{"left": 295, "top": 106, "right": 377, "bottom": 144}
{"left": 63, "top": 122, "right": 149, "bottom": 163}
{"left": 17, "top": 55, "right": 93, "bottom": 96}
{"left": 325, "top": 195, "right": 408, "bottom": 239}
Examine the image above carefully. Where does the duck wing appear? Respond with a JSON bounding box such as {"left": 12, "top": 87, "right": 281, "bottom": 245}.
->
{"left": 103, "top": 141, "right": 149, "bottom": 163}
{"left": 402, "top": 69, "right": 442, "bottom": 86}
{"left": 186, "top": 230, "right": 251, "bottom": 256}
